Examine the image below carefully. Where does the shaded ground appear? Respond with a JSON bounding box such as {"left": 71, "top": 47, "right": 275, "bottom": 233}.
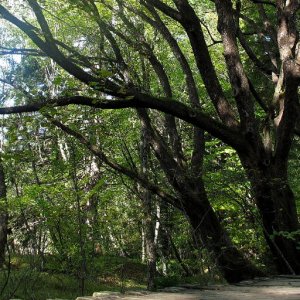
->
{"left": 76, "top": 276, "right": 300, "bottom": 300}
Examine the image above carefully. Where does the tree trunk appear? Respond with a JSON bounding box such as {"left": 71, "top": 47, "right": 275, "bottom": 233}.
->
{"left": 163, "top": 227, "right": 192, "bottom": 277}
{"left": 137, "top": 108, "right": 263, "bottom": 283}
{"left": 142, "top": 193, "right": 157, "bottom": 291}
{"left": 140, "top": 126, "right": 157, "bottom": 291}
{"left": 182, "top": 181, "right": 264, "bottom": 283}
{"left": 0, "top": 160, "right": 8, "bottom": 267}
{"left": 250, "top": 163, "right": 300, "bottom": 274}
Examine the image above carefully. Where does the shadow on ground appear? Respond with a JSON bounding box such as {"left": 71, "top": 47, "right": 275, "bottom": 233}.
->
{"left": 75, "top": 276, "right": 300, "bottom": 300}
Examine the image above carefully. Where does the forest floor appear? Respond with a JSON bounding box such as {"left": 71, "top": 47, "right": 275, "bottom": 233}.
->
{"left": 2, "top": 256, "right": 300, "bottom": 300}
{"left": 77, "top": 276, "right": 300, "bottom": 300}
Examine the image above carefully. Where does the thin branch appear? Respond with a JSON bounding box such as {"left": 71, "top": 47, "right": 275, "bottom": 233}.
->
{"left": 0, "top": 78, "right": 34, "bottom": 99}
{"left": 0, "top": 47, "right": 44, "bottom": 56}
{"left": 44, "top": 113, "right": 180, "bottom": 209}
{"left": 199, "top": 18, "right": 219, "bottom": 45}
{"left": 0, "top": 4, "right": 120, "bottom": 93}
{"left": 237, "top": 30, "right": 274, "bottom": 76}
{"left": 143, "top": 0, "right": 182, "bottom": 22}
{"left": 247, "top": 78, "right": 269, "bottom": 113}
{"left": 250, "top": 0, "right": 276, "bottom": 7}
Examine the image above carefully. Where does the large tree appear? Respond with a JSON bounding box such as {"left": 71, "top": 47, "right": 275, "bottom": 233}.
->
{"left": 0, "top": 0, "right": 299, "bottom": 278}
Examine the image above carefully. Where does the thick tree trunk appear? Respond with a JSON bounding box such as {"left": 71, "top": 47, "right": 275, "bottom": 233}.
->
{"left": 239, "top": 148, "right": 300, "bottom": 274}
{"left": 182, "top": 182, "right": 264, "bottom": 283}
{"left": 0, "top": 160, "right": 8, "bottom": 267}
{"left": 138, "top": 109, "right": 263, "bottom": 283}
{"left": 251, "top": 166, "right": 300, "bottom": 274}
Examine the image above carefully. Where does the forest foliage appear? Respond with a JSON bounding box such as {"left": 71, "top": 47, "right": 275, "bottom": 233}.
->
{"left": 0, "top": 0, "right": 299, "bottom": 299}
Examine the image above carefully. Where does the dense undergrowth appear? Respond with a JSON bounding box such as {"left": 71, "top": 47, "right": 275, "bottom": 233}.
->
{"left": 0, "top": 255, "right": 220, "bottom": 300}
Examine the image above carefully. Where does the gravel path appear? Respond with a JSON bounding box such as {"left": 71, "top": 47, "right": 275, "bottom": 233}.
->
{"left": 76, "top": 276, "right": 300, "bottom": 300}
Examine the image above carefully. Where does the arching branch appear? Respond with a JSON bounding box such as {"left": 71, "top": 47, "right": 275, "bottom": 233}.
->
{"left": 0, "top": 94, "right": 247, "bottom": 151}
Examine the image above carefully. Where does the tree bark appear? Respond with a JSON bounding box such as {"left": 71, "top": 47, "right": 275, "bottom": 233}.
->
{"left": 244, "top": 159, "right": 300, "bottom": 274}
{"left": 137, "top": 108, "right": 263, "bottom": 283}
{"left": 140, "top": 126, "right": 157, "bottom": 291}
{"left": 142, "top": 192, "right": 157, "bottom": 291}
{"left": 182, "top": 180, "right": 264, "bottom": 283}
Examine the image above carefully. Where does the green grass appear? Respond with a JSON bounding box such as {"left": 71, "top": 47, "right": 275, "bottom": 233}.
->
{"left": 0, "top": 255, "right": 147, "bottom": 300}
{"left": 0, "top": 255, "right": 219, "bottom": 300}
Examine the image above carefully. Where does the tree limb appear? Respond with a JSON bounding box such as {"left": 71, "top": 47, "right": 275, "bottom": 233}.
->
{"left": 0, "top": 94, "right": 247, "bottom": 151}
{"left": 250, "top": 0, "right": 276, "bottom": 7}
{"left": 44, "top": 112, "right": 181, "bottom": 209}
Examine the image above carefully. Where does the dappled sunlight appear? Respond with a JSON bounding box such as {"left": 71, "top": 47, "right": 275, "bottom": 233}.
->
{"left": 0, "top": 1, "right": 300, "bottom": 299}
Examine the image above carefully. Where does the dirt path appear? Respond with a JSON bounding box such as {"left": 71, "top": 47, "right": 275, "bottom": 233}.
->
{"left": 76, "top": 276, "right": 300, "bottom": 300}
